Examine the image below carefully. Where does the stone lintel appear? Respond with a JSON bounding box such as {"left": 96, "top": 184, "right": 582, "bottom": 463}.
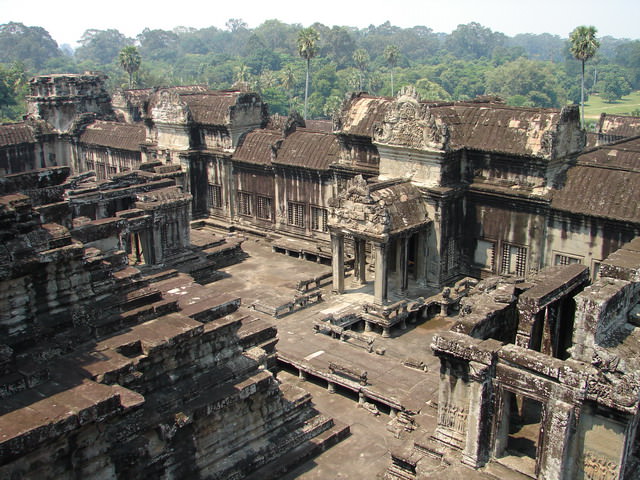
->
{"left": 431, "top": 332, "right": 499, "bottom": 365}
{"left": 518, "top": 263, "right": 590, "bottom": 311}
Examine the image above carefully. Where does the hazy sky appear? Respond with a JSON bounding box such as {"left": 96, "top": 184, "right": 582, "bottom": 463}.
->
{"left": 3, "top": 0, "right": 639, "bottom": 47}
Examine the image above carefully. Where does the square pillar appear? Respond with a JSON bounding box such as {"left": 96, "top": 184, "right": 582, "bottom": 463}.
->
{"left": 353, "top": 238, "right": 367, "bottom": 286}
{"left": 538, "top": 400, "right": 574, "bottom": 480}
{"left": 461, "top": 361, "right": 494, "bottom": 468}
{"left": 416, "top": 230, "right": 428, "bottom": 286}
{"left": 331, "top": 232, "right": 345, "bottom": 294}
{"left": 373, "top": 242, "right": 388, "bottom": 305}
{"left": 399, "top": 236, "right": 409, "bottom": 294}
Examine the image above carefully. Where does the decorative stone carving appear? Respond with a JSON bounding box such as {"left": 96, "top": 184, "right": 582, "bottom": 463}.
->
{"left": 438, "top": 402, "right": 468, "bottom": 434}
{"left": 582, "top": 451, "right": 619, "bottom": 480}
{"left": 328, "top": 175, "right": 391, "bottom": 237}
{"left": 151, "top": 89, "right": 191, "bottom": 125}
{"left": 373, "top": 86, "right": 450, "bottom": 151}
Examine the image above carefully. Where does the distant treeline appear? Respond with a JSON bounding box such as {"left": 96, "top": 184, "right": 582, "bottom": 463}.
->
{"left": 1, "top": 20, "right": 639, "bottom": 121}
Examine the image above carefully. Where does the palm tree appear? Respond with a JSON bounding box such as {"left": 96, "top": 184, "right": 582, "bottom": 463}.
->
{"left": 119, "top": 46, "right": 141, "bottom": 89}
{"left": 352, "top": 49, "right": 370, "bottom": 91}
{"left": 569, "top": 26, "right": 600, "bottom": 128}
{"left": 296, "top": 27, "right": 319, "bottom": 119}
{"left": 383, "top": 45, "right": 400, "bottom": 97}
{"left": 232, "top": 64, "right": 251, "bottom": 91}
{"left": 280, "top": 66, "right": 297, "bottom": 112}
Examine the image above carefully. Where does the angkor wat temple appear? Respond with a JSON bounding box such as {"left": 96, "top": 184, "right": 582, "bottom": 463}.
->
{"left": 2, "top": 72, "right": 640, "bottom": 479}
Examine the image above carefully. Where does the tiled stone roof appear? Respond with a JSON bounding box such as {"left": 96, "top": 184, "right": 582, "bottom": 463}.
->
{"left": 79, "top": 121, "right": 146, "bottom": 151}
{"left": 0, "top": 123, "right": 35, "bottom": 147}
{"left": 233, "top": 129, "right": 281, "bottom": 166}
{"left": 337, "top": 94, "right": 392, "bottom": 138}
{"left": 597, "top": 113, "right": 640, "bottom": 139}
{"left": 551, "top": 137, "right": 640, "bottom": 223}
{"left": 274, "top": 129, "right": 340, "bottom": 171}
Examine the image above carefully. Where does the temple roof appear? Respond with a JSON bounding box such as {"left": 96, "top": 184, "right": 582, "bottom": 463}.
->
{"left": 273, "top": 129, "right": 340, "bottom": 171}
{"left": 112, "top": 85, "right": 207, "bottom": 108}
{"left": 370, "top": 89, "right": 582, "bottom": 159}
{"left": 337, "top": 94, "right": 392, "bottom": 138}
{"left": 79, "top": 121, "right": 146, "bottom": 151}
{"left": 330, "top": 88, "right": 582, "bottom": 160}
{"left": 233, "top": 127, "right": 340, "bottom": 171}
{"left": 232, "top": 129, "right": 280, "bottom": 166}
{"left": 179, "top": 92, "right": 240, "bottom": 125}
{"left": 445, "top": 104, "right": 571, "bottom": 158}
{"left": 597, "top": 113, "right": 640, "bottom": 139}
{"left": 0, "top": 123, "right": 35, "bottom": 147}
{"left": 551, "top": 137, "right": 640, "bottom": 223}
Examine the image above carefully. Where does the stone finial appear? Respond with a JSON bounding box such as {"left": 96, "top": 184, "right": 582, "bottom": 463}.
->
{"left": 396, "top": 85, "right": 420, "bottom": 103}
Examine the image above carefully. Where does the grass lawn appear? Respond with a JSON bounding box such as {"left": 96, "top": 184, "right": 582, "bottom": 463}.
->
{"left": 583, "top": 91, "right": 640, "bottom": 121}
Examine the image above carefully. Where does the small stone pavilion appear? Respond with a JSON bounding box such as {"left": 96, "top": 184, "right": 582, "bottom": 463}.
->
{"left": 328, "top": 175, "right": 431, "bottom": 306}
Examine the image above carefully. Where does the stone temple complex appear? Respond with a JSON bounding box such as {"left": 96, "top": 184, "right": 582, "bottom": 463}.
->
{"left": 2, "top": 72, "right": 640, "bottom": 479}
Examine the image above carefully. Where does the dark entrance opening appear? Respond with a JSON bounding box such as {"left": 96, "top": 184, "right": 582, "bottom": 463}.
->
{"left": 496, "top": 391, "right": 544, "bottom": 477}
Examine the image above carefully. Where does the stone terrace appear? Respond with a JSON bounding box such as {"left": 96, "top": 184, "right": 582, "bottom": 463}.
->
{"left": 207, "top": 231, "right": 466, "bottom": 478}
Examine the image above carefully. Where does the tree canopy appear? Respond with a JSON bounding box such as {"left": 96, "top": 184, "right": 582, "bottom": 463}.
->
{"left": 1, "top": 19, "right": 639, "bottom": 121}
{"left": 119, "top": 46, "right": 142, "bottom": 88}
{"left": 0, "top": 22, "right": 62, "bottom": 70}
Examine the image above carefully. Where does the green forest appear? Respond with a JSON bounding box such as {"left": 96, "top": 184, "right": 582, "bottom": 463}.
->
{"left": 1, "top": 19, "right": 640, "bottom": 123}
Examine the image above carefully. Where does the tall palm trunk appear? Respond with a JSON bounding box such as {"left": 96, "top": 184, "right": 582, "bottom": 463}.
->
{"left": 304, "top": 58, "right": 310, "bottom": 120}
{"left": 391, "top": 69, "right": 395, "bottom": 97}
{"left": 580, "top": 60, "right": 585, "bottom": 128}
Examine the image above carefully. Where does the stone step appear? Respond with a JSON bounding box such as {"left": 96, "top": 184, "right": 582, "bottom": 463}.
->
{"left": 413, "top": 434, "right": 446, "bottom": 460}
{"left": 117, "top": 286, "right": 163, "bottom": 311}
{"left": 238, "top": 315, "right": 277, "bottom": 351}
{"left": 179, "top": 293, "right": 241, "bottom": 323}
{"left": 482, "top": 458, "right": 538, "bottom": 480}
{"left": 143, "top": 268, "right": 179, "bottom": 284}
{"left": 90, "top": 297, "right": 179, "bottom": 339}
{"left": 189, "top": 228, "right": 227, "bottom": 249}
{"left": 243, "top": 419, "right": 350, "bottom": 480}
{"left": 382, "top": 464, "right": 417, "bottom": 480}
{"left": 118, "top": 298, "right": 180, "bottom": 327}
{"left": 0, "top": 379, "right": 123, "bottom": 463}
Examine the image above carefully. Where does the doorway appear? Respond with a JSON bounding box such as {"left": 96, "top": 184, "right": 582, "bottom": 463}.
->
{"left": 495, "top": 390, "right": 544, "bottom": 477}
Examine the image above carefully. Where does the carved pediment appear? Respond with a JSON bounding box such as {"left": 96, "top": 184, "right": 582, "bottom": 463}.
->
{"left": 151, "top": 90, "right": 191, "bottom": 125}
{"left": 374, "top": 86, "right": 449, "bottom": 151}
{"left": 328, "top": 175, "right": 391, "bottom": 237}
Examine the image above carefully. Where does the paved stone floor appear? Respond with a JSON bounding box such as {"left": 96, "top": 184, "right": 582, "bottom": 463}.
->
{"left": 277, "top": 369, "right": 409, "bottom": 479}
{"left": 211, "top": 234, "right": 459, "bottom": 478}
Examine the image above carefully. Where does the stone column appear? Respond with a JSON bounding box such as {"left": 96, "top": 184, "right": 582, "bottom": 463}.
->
{"left": 399, "top": 236, "right": 409, "bottom": 294}
{"left": 461, "top": 361, "right": 494, "bottom": 468}
{"left": 139, "top": 230, "right": 156, "bottom": 265}
{"left": 353, "top": 238, "right": 367, "bottom": 286}
{"left": 538, "top": 400, "right": 575, "bottom": 480}
{"left": 331, "top": 232, "right": 345, "bottom": 294}
{"left": 133, "top": 233, "right": 142, "bottom": 264}
{"left": 179, "top": 206, "right": 191, "bottom": 249}
{"left": 416, "top": 230, "right": 428, "bottom": 286}
{"left": 373, "top": 242, "right": 388, "bottom": 305}
{"left": 96, "top": 201, "right": 109, "bottom": 219}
